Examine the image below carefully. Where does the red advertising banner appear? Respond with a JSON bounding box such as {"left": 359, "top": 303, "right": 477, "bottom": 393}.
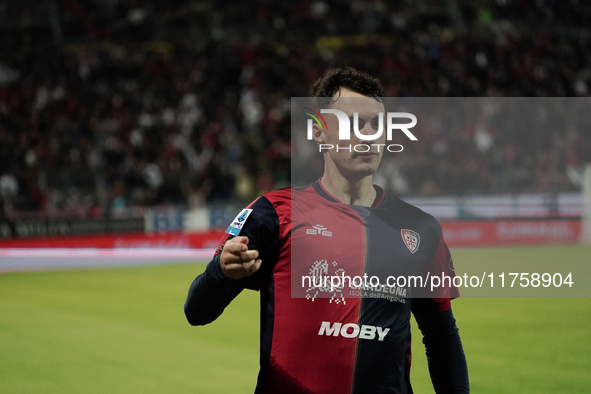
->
{"left": 0, "top": 231, "right": 224, "bottom": 249}
{"left": 441, "top": 220, "right": 582, "bottom": 247}
{"left": 0, "top": 221, "right": 581, "bottom": 250}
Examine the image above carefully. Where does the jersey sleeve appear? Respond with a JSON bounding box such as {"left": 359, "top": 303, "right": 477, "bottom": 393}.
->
{"left": 425, "top": 228, "right": 460, "bottom": 307}
{"left": 412, "top": 299, "right": 470, "bottom": 393}
{"left": 184, "top": 195, "right": 280, "bottom": 326}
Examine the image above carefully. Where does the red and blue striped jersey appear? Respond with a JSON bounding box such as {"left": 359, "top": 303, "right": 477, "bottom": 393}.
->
{"left": 185, "top": 181, "right": 469, "bottom": 394}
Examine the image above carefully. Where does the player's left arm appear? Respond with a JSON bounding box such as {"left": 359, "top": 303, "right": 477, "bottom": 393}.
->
{"left": 412, "top": 298, "right": 469, "bottom": 394}
{"left": 412, "top": 225, "right": 469, "bottom": 393}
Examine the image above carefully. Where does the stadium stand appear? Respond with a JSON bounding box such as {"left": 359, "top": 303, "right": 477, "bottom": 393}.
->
{"left": 0, "top": 0, "right": 590, "bottom": 216}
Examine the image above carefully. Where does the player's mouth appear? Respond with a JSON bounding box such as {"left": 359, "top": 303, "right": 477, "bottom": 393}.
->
{"left": 353, "top": 152, "right": 378, "bottom": 159}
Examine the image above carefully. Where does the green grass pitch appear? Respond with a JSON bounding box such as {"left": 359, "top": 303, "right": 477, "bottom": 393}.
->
{"left": 1, "top": 245, "right": 590, "bottom": 393}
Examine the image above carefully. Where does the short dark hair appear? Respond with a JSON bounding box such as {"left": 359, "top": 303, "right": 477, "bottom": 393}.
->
{"left": 310, "top": 66, "right": 384, "bottom": 110}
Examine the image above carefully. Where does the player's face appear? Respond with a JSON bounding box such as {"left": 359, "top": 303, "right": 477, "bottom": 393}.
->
{"left": 317, "top": 89, "right": 386, "bottom": 180}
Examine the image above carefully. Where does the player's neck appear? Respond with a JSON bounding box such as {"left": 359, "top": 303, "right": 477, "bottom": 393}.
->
{"left": 320, "top": 172, "right": 376, "bottom": 207}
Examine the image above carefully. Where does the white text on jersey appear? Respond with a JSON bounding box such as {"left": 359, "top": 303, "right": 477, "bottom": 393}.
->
{"left": 318, "top": 321, "right": 390, "bottom": 341}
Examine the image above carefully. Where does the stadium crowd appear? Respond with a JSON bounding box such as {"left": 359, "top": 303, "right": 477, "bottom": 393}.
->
{"left": 0, "top": 0, "right": 590, "bottom": 213}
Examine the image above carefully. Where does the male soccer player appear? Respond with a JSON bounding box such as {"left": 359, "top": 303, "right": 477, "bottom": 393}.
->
{"left": 185, "top": 66, "right": 469, "bottom": 393}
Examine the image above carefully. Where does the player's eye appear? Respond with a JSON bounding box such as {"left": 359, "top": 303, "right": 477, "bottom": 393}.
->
{"left": 370, "top": 117, "right": 380, "bottom": 130}
{"left": 349, "top": 116, "right": 366, "bottom": 131}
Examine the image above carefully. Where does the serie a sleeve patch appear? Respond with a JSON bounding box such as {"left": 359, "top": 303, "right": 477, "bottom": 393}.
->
{"left": 225, "top": 208, "right": 253, "bottom": 236}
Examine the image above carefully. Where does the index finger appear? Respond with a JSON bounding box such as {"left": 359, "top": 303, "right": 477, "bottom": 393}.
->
{"left": 224, "top": 240, "right": 249, "bottom": 255}
{"left": 231, "top": 236, "right": 249, "bottom": 245}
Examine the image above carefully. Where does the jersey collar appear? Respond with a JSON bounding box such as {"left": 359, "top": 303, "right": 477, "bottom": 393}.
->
{"left": 312, "top": 179, "right": 386, "bottom": 208}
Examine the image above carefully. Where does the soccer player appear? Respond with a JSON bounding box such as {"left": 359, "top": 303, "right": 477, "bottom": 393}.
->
{"left": 184, "top": 66, "right": 469, "bottom": 393}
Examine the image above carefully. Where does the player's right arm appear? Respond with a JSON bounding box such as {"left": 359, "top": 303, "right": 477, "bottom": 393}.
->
{"left": 184, "top": 196, "right": 280, "bottom": 326}
{"left": 183, "top": 237, "right": 261, "bottom": 326}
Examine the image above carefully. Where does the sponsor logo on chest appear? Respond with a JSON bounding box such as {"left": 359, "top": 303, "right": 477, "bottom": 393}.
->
{"left": 318, "top": 321, "right": 390, "bottom": 341}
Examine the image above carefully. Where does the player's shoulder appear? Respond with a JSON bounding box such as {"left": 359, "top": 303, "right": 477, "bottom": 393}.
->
{"left": 383, "top": 192, "right": 433, "bottom": 218}
{"left": 261, "top": 186, "right": 292, "bottom": 201}
{"left": 381, "top": 192, "right": 442, "bottom": 232}
{"left": 260, "top": 183, "right": 319, "bottom": 204}
{"left": 247, "top": 187, "right": 295, "bottom": 220}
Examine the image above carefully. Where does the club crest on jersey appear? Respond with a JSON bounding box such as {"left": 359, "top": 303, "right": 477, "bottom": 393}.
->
{"left": 401, "top": 229, "right": 420, "bottom": 254}
{"left": 225, "top": 208, "right": 253, "bottom": 236}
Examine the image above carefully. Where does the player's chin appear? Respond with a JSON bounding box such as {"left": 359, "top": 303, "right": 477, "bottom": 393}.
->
{"left": 347, "top": 164, "right": 379, "bottom": 177}
{"left": 354, "top": 155, "right": 380, "bottom": 167}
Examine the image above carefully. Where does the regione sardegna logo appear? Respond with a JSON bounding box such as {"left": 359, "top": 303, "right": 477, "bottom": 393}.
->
{"left": 303, "top": 107, "right": 418, "bottom": 153}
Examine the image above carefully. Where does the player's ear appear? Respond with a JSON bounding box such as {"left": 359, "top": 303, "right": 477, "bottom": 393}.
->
{"left": 312, "top": 123, "right": 324, "bottom": 145}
